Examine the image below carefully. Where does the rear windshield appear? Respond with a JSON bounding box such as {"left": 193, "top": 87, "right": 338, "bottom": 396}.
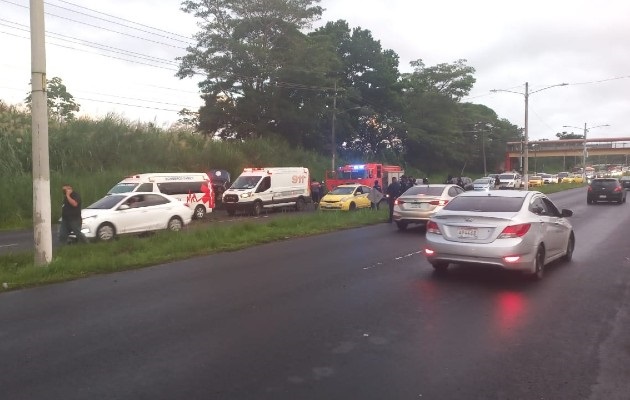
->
{"left": 499, "top": 174, "right": 516, "bottom": 180}
{"left": 443, "top": 195, "right": 524, "bottom": 212}
{"left": 591, "top": 179, "right": 618, "bottom": 188}
{"left": 87, "top": 195, "right": 125, "bottom": 209}
{"left": 403, "top": 186, "right": 444, "bottom": 196}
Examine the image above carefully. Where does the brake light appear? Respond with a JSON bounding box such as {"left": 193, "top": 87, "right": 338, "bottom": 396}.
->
{"left": 429, "top": 199, "right": 449, "bottom": 206}
{"left": 395, "top": 199, "right": 405, "bottom": 205}
{"left": 424, "top": 248, "right": 435, "bottom": 256}
{"left": 498, "top": 223, "right": 531, "bottom": 238}
{"left": 587, "top": 186, "right": 592, "bottom": 192}
{"left": 614, "top": 186, "right": 622, "bottom": 192}
{"left": 503, "top": 256, "right": 521, "bottom": 263}
{"left": 426, "top": 220, "right": 441, "bottom": 234}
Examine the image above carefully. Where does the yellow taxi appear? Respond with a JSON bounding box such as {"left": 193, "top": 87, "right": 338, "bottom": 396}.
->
{"left": 319, "top": 184, "right": 373, "bottom": 211}
{"left": 570, "top": 174, "right": 585, "bottom": 184}
{"left": 528, "top": 175, "right": 544, "bottom": 187}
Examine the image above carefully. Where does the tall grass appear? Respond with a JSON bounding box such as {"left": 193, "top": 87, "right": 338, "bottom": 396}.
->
{"left": 0, "top": 107, "right": 331, "bottom": 229}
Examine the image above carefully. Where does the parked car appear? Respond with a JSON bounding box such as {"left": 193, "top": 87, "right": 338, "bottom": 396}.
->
{"left": 528, "top": 175, "right": 544, "bottom": 187}
{"left": 80, "top": 192, "right": 194, "bottom": 241}
{"left": 472, "top": 177, "right": 494, "bottom": 191}
{"left": 619, "top": 176, "right": 630, "bottom": 190}
{"left": 557, "top": 172, "right": 570, "bottom": 183}
{"left": 540, "top": 173, "right": 554, "bottom": 184}
{"left": 392, "top": 184, "right": 465, "bottom": 230}
{"left": 587, "top": 178, "right": 627, "bottom": 204}
{"left": 424, "top": 190, "right": 575, "bottom": 280}
{"left": 319, "top": 184, "right": 372, "bottom": 211}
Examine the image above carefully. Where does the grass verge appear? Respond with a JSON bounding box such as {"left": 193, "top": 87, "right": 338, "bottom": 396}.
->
{"left": 0, "top": 209, "right": 388, "bottom": 292}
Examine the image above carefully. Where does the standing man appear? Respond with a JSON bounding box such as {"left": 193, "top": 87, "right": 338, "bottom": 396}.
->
{"left": 386, "top": 177, "right": 401, "bottom": 223}
{"left": 59, "top": 184, "right": 88, "bottom": 244}
{"left": 310, "top": 178, "right": 321, "bottom": 204}
{"left": 369, "top": 180, "right": 383, "bottom": 210}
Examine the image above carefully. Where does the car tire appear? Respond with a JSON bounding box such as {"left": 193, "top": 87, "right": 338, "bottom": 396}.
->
{"left": 396, "top": 221, "right": 408, "bottom": 231}
{"left": 193, "top": 205, "right": 205, "bottom": 219}
{"left": 587, "top": 198, "right": 593, "bottom": 205}
{"left": 431, "top": 262, "right": 449, "bottom": 272}
{"left": 562, "top": 233, "right": 575, "bottom": 262}
{"left": 167, "top": 217, "right": 183, "bottom": 231}
{"left": 530, "top": 246, "right": 545, "bottom": 281}
{"left": 295, "top": 197, "right": 306, "bottom": 212}
{"left": 96, "top": 223, "right": 115, "bottom": 241}
{"left": 349, "top": 202, "right": 356, "bottom": 211}
{"left": 252, "top": 201, "right": 263, "bottom": 216}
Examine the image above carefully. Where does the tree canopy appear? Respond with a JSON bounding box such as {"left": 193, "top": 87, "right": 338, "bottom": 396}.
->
{"left": 177, "top": 0, "right": 520, "bottom": 174}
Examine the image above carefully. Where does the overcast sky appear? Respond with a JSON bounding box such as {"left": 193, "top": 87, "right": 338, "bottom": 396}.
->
{"left": 2, "top": 0, "right": 629, "bottom": 140}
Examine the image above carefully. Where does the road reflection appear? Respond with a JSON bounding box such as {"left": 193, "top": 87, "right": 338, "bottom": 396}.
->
{"left": 494, "top": 291, "right": 527, "bottom": 338}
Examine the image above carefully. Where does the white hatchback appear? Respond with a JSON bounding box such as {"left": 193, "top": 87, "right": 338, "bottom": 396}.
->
{"left": 80, "top": 192, "right": 194, "bottom": 241}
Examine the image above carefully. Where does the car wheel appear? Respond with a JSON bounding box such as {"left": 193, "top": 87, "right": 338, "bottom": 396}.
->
{"left": 252, "top": 201, "right": 263, "bottom": 216}
{"left": 562, "top": 233, "right": 575, "bottom": 262}
{"left": 167, "top": 217, "right": 183, "bottom": 231}
{"left": 96, "top": 223, "right": 115, "bottom": 241}
{"left": 349, "top": 202, "right": 356, "bottom": 211}
{"left": 586, "top": 198, "right": 592, "bottom": 205}
{"left": 193, "top": 205, "right": 205, "bottom": 219}
{"left": 295, "top": 197, "right": 306, "bottom": 212}
{"left": 396, "top": 221, "right": 408, "bottom": 231}
{"left": 530, "top": 246, "right": 545, "bottom": 281}
{"left": 431, "top": 262, "right": 449, "bottom": 272}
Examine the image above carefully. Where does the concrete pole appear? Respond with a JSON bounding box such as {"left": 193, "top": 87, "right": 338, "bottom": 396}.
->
{"left": 331, "top": 81, "right": 337, "bottom": 171}
{"left": 582, "top": 122, "right": 588, "bottom": 179}
{"left": 523, "top": 82, "right": 529, "bottom": 190}
{"left": 30, "top": 0, "right": 53, "bottom": 265}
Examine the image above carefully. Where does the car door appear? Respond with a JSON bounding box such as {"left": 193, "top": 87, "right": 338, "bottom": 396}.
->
{"left": 140, "top": 194, "right": 173, "bottom": 230}
{"left": 528, "top": 196, "right": 560, "bottom": 259}
{"left": 117, "top": 195, "right": 149, "bottom": 233}
{"left": 541, "top": 196, "right": 572, "bottom": 258}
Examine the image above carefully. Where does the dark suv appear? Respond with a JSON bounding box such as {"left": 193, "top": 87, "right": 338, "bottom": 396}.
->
{"left": 587, "top": 178, "right": 626, "bottom": 204}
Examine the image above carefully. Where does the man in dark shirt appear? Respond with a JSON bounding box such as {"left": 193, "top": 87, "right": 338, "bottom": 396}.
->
{"left": 59, "top": 184, "right": 88, "bottom": 244}
{"left": 386, "top": 177, "right": 401, "bottom": 223}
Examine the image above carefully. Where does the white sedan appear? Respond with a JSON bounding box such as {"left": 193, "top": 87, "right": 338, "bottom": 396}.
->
{"left": 81, "top": 192, "right": 194, "bottom": 241}
{"left": 423, "top": 190, "right": 574, "bottom": 280}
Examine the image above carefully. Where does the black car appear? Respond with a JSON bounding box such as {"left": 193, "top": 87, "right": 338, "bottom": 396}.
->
{"left": 619, "top": 176, "right": 630, "bottom": 190}
{"left": 587, "top": 178, "right": 626, "bottom": 204}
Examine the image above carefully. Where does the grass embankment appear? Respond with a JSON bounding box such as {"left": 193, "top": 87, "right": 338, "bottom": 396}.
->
{"left": 0, "top": 209, "right": 388, "bottom": 292}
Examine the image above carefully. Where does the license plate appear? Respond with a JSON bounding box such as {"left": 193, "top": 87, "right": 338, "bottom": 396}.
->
{"left": 599, "top": 195, "right": 607, "bottom": 198}
{"left": 457, "top": 227, "right": 478, "bottom": 239}
{"left": 410, "top": 203, "right": 429, "bottom": 209}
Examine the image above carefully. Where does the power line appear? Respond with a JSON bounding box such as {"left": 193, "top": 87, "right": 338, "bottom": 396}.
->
{"left": 45, "top": 0, "right": 195, "bottom": 45}
{"left": 52, "top": 0, "right": 194, "bottom": 41}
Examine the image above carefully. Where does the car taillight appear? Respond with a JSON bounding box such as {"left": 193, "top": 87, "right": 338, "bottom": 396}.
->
{"left": 614, "top": 186, "right": 622, "bottom": 192}
{"left": 426, "top": 220, "right": 441, "bottom": 234}
{"left": 429, "top": 199, "right": 449, "bottom": 206}
{"left": 587, "top": 186, "right": 592, "bottom": 192}
{"left": 498, "top": 223, "right": 531, "bottom": 239}
{"left": 395, "top": 199, "right": 404, "bottom": 205}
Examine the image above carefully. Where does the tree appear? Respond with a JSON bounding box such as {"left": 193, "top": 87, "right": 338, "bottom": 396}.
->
{"left": 177, "top": 0, "right": 331, "bottom": 144}
{"left": 25, "top": 76, "right": 80, "bottom": 122}
{"left": 556, "top": 131, "right": 584, "bottom": 140}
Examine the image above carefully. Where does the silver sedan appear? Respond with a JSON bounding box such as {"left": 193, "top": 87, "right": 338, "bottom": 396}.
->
{"left": 423, "top": 190, "right": 575, "bottom": 280}
{"left": 393, "top": 184, "right": 465, "bottom": 230}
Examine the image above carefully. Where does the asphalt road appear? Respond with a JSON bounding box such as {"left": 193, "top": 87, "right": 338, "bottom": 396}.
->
{"left": 1, "top": 187, "right": 629, "bottom": 400}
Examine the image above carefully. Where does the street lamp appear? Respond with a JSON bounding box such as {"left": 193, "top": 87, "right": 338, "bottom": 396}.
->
{"left": 491, "top": 82, "right": 568, "bottom": 190}
{"left": 562, "top": 123, "right": 610, "bottom": 179}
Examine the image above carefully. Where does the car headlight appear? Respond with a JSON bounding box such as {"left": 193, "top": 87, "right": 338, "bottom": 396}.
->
{"left": 240, "top": 192, "right": 252, "bottom": 198}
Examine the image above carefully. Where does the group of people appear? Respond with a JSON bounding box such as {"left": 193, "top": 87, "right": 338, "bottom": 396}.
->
{"left": 367, "top": 175, "right": 429, "bottom": 223}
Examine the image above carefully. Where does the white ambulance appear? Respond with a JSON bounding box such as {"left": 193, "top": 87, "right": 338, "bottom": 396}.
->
{"left": 107, "top": 173, "right": 214, "bottom": 219}
{"left": 222, "top": 167, "right": 311, "bottom": 216}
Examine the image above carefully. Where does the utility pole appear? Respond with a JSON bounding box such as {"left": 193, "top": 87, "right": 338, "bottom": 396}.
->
{"left": 30, "top": 0, "right": 53, "bottom": 265}
{"left": 523, "top": 82, "right": 529, "bottom": 190}
{"left": 562, "top": 123, "right": 610, "bottom": 179}
{"left": 331, "top": 81, "right": 337, "bottom": 171}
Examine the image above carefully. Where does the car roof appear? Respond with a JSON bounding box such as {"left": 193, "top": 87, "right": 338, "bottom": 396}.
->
{"left": 457, "top": 190, "right": 536, "bottom": 198}
{"left": 335, "top": 184, "right": 363, "bottom": 188}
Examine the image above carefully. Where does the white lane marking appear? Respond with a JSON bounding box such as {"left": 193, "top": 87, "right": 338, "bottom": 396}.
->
{"left": 0, "top": 244, "right": 18, "bottom": 248}
{"left": 363, "top": 251, "right": 423, "bottom": 270}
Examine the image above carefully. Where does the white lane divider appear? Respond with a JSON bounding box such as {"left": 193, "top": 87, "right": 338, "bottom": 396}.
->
{"left": 0, "top": 244, "right": 18, "bottom": 248}
{"left": 363, "top": 251, "right": 423, "bottom": 270}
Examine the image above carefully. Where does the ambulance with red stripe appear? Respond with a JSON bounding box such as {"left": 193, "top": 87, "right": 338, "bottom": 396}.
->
{"left": 222, "top": 167, "right": 311, "bottom": 216}
{"left": 107, "top": 172, "right": 214, "bottom": 219}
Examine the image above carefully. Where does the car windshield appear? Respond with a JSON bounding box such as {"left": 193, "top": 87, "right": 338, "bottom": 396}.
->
{"left": 499, "top": 174, "right": 516, "bottom": 180}
{"left": 330, "top": 186, "right": 356, "bottom": 195}
{"left": 529, "top": 176, "right": 541, "bottom": 180}
{"left": 87, "top": 195, "right": 125, "bottom": 209}
{"left": 473, "top": 179, "right": 491, "bottom": 184}
{"left": 108, "top": 182, "right": 138, "bottom": 194}
{"left": 231, "top": 175, "right": 262, "bottom": 189}
{"left": 443, "top": 195, "right": 525, "bottom": 212}
{"left": 402, "top": 186, "right": 444, "bottom": 196}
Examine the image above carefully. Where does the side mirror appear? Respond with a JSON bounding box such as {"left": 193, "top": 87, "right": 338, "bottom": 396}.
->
{"left": 119, "top": 204, "right": 130, "bottom": 210}
{"left": 561, "top": 209, "right": 573, "bottom": 218}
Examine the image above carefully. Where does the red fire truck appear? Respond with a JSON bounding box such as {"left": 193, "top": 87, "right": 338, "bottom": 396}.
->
{"left": 325, "top": 163, "right": 404, "bottom": 192}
